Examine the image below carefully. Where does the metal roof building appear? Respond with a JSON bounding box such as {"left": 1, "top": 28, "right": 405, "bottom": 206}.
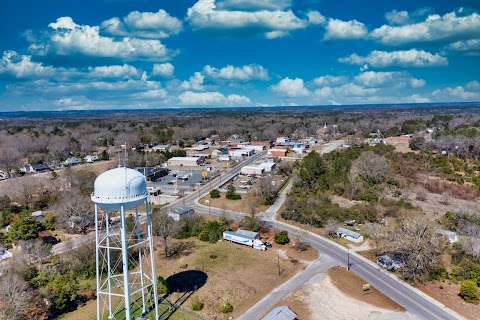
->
{"left": 262, "top": 306, "right": 297, "bottom": 320}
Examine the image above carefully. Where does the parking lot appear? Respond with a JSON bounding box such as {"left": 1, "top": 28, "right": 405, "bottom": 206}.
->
{"left": 147, "top": 169, "right": 218, "bottom": 195}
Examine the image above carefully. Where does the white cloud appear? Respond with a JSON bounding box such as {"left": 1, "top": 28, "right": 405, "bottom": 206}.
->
{"left": 179, "top": 72, "right": 206, "bottom": 91}
{"left": 446, "top": 39, "right": 480, "bottom": 55}
{"left": 186, "top": 0, "right": 323, "bottom": 38}
{"left": 101, "top": 9, "right": 183, "bottom": 39}
{"left": 371, "top": 10, "right": 480, "bottom": 45}
{"left": 0, "top": 50, "right": 56, "bottom": 79}
{"left": 132, "top": 88, "right": 168, "bottom": 99}
{"left": 466, "top": 80, "right": 480, "bottom": 91}
{"left": 354, "top": 71, "right": 425, "bottom": 88}
{"left": 384, "top": 10, "right": 410, "bottom": 26}
{"left": 203, "top": 64, "right": 269, "bottom": 81}
{"left": 313, "top": 75, "right": 348, "bottom": 87}
{"left": 432, "top": 81, "right": 480, "bottom": 101}
{"left": 28, "top": 17, "right": 176, "bottom": 62}
{"left": 409, "top": 78, "right": 426, "bottom": 88}
{"left": 384, "top": 8, "right": 434, "bottom": 26}
{"left": 152, "top": 63, "right": 174, "bottom": 78}
{"left": 270, "top": 77, "right": 310, "bottom": 97}
{"left": 324, "top": 19, "right": 368, "bottom": 40}
{"left": 88, "top": 64, "right": 141, "bottom": 79}
{"left": 339, "top": 49, "right": 448, "bottom": 68}
{"left": 178, "top": 91, "right": 250, "bottom": 105}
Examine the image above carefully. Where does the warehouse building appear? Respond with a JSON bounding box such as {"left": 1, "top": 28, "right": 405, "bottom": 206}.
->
{"left": 167, "top": 156, "right": 205, "bottom": 166}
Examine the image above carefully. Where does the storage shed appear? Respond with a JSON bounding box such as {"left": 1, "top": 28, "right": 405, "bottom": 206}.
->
{"left": 167, "top": 205, "right": 195, "bottom": 221}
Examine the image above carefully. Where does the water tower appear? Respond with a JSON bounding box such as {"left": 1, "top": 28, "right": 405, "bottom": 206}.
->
{"left": 92, "top": 167, "right": 159, "bottom": 320}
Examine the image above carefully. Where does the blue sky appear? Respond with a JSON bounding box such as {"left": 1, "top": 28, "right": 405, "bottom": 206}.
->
{"left": 1, "top": 0, "right": 479, "bottom": 111}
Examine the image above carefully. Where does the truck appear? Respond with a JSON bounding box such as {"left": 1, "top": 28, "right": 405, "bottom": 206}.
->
{"left": 223, "top": 230, "right": 266, "bottom": 251}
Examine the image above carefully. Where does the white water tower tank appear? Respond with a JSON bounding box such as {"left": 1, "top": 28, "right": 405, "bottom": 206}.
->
{"left": 91, "top": 167, "right": 148, "bottom": 210}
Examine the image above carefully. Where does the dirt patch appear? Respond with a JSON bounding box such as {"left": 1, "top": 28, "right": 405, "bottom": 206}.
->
{"left": 328, "top": 268, "right": 405, "bottom": 311}
{"left": 419, "top": 281, "right": 480, "bottom": 320}
{"left": 392, "top": 143, "right": 415, "bottom": 154}
{"left": 330, "top": 194, "right": 363, "bottom": 208}
{"left": 275, "top": 268, "right": 409, "bottom": 320}
{"left": 200, "top": 194, "right": 269, "bottom": 214}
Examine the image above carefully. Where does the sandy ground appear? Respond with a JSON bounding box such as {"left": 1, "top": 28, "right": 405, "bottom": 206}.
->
{"left": 279, "top": 268, "right": 412, "bottom": 320}
{"left": 419, "top": 281, "right": 480, "bottom": 320}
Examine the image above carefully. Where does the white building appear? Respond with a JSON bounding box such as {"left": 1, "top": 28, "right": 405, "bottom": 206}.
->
{"left": 276, "top": 137, "right": 291, "bottom": 145}
{"left": 241, "top": 166, "right": 264, "bottom": 175}
{"left": 218, "top": 155, "right": 231, "bottom": 161}
{"left": 230, "top": 149, "right": 254, "bottom": 157}
{"left": 168, "top": 206, "right": 195, "bottom": 221}
{"left": 258, "top": 162, "right": 276, "bottom": 172}
{"left": 0, "top": 246, "right": 12, "bottom": 261}
{"left": 167, "top": 157, "right": 204, "bottom": 166}
{"left": 84, "top": 155, "right": 100, "bottom": 163}
{"left": 245, "top": 145, "right": 265, "bottom": 151}
{"left": 337, "top": 227, "right": 364, "bottom": 243}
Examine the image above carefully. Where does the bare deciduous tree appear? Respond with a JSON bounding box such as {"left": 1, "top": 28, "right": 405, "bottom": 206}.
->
{"left": 352, "top": 151, "right": 389, "bottom": 184}
{"left": 460, "top": 224, "right": 480, "bottom": 259}
{"left": 324, "top": 218, "right": 339, "bottom": 237}
{"left": 53, "top": 192, "right": 95, "bottom": 234}
{"left": 0, "top": 273, "right": 31, "bottom": 319}
{"left": 151, "top": 208, "right": 181, "bottom": 258}
{"left": 0, "top": 146, "right": 22, "bottom": 178}
{"left": 383, "top": 215, "right": 447, "bottom": 281}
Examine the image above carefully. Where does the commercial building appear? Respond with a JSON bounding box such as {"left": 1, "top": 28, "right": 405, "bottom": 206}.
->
{"left": 267, "top": 148, "right": 287, "bottom": 157}
{"left": 258, "top": 162, "right": 276, "bottom": 172}
{"left": 167, "top": 156, "right": 204, "bottom": 166}
{"left": 241, "top": 166, "right": 264, "bottom": 175}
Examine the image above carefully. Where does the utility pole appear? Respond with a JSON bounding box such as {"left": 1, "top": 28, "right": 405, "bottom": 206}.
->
{"left": 347, "top": 249, "right": 351, "bottom": 270}
{"left": 277, "top": 254, "right": 281, "bottom": 276}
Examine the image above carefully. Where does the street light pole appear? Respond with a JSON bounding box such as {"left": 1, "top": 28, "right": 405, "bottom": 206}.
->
{"left": 208, "top": 203, "right": 211, "bottom": 215}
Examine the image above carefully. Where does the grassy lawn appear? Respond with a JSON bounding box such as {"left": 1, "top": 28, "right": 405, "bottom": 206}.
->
{"left": 59, "top": 236, "right": 305, "bottom": 320}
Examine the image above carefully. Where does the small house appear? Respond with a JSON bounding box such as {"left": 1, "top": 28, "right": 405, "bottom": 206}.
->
{"left": 63, "top": 157, "right": 82, "bottom": 166}
{"left": 167, "top": 206, "right": 195, "bottom": 221}
{"left": 337, "top": 227, "right": 364, "bottom": 243}
{"left": 0, "top": 246, "right": 13, "bottom": 261}
{"left": 438, "top": 229, "right": 458, "bottom": 243}
{"left": 84, "top": 155, "right": 99, "bottom": 163}
{"left": 377, "top": 255, "right": 402, "bottom": 271}
{"left": 31, "top": 211, "right": 44, "bottom": 219}
{"left": 22, "top": 163, "right": 50, "bottom": 173}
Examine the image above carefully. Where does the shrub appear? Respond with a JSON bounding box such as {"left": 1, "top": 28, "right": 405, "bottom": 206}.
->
{"left": 157, "top": 276, "right": 169, "bottom": 295}
{"left": 226, "top": 184, "right": 242, "bottom": 200}
{"left": 274, "top": 230, "right": 290, "bottom": 245}
{"left": 220, "top": 301, "right": 233, "bottom": 313}
{"left": 459, "top": 280, "right": 479, "bottom": 304}
{"left": 210, "top": 189, "right": 220, "bottom": 198}
{"left": 191, "top": 297, "right": 204, "bottom": 311}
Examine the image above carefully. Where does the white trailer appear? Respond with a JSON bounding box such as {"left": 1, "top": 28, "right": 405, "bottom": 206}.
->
{"left": 223, "top": 230, "right": 266, "bottom": 251}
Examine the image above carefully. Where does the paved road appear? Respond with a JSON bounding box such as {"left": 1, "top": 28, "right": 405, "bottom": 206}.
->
{"left": 194, "top": 151, "right": 464, "bottom": 320}
{"left": 51, "top": 151, "right": 266, "bottom": 256}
